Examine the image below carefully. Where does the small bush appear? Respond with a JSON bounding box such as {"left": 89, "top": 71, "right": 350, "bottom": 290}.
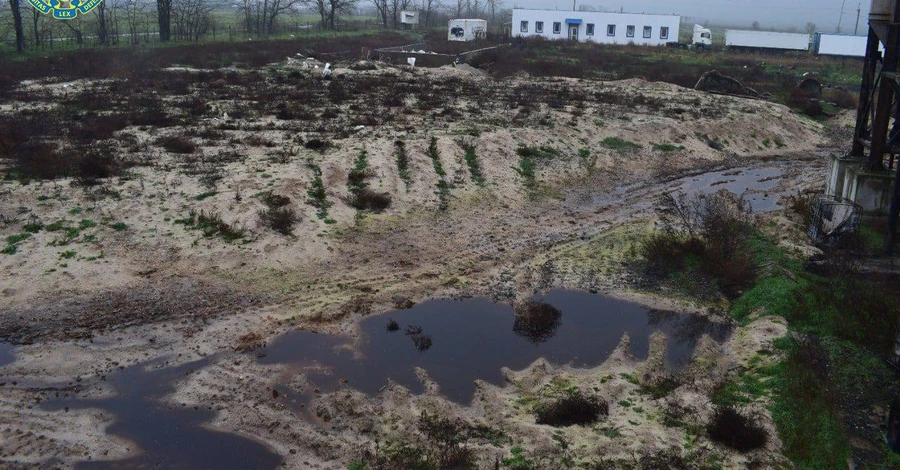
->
{"left": 512, "top": 301, "right": 562, "bottom": 343}
{"left": 386, "top": 319, "right": 400, "bottom": 332}
{"left": 395, "top": 140, "right": 410, "bottom": 184}
{"left": 157, "top": 135, "right": 197, "bottom": 154}
{"left": 706, "top": 406, "right": 768, "bottom": 452}
{"left": 177, "top": 210, "right": 245, "bottom": 241}
{"left": 405, "top": 325, "right": 433, "bottom": 352}
{"left": 258, "top": 206, "right": 298, "bottom": 235}
{"left": 353, "top": 189, "right": 392, "bottom": 212}
{"left": 535, "top": 391, "right": 608, "bottom": 427}
{"left": 461, "top": 143, "right": 484, "bottom": 183}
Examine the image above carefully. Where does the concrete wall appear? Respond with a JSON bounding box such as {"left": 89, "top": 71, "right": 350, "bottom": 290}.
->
{"left": 843, "top": 166, "right": 895, "bottom": 214}
{"left": 511, "top": 9, "right": 680, "bottom": 46}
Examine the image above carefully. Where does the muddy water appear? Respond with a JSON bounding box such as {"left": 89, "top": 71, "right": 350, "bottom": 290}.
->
{"left": 42, "top": 356, "right": 283, "bottom": 469}
{"left": 37, "top": 290, "right": 728, "bottom": 468}
{"left": 260, "top": 290, "right": 730, "bottom": 404}
{"left": 0, "top": 342, "right": 14, "bottom": 367}
{"left": 673, "top": 167, "right": 786, "bottom": 212}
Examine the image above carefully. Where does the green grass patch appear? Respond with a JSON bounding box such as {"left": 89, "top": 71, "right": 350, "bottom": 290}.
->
{"left": 652, "top": 143, "right": 686, "bottom": 152}
{"left": 601, "top": 137, "right": 641, "bottom": 151}
{"left": 462, "top": 143, "right": 485, "bottom": 184}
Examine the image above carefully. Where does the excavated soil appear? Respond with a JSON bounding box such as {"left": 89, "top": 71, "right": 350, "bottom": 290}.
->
{"left": 0, "top": 57, "right": 849, "bottom": 468}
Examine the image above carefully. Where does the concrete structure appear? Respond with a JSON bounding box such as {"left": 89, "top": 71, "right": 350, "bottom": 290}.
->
{"left": 400, "top": 10, "right": 419, "bottom": 28}
{"left": 448, "top": 19, "right": 487, "bottom": 42}
{"left": 814, "top": 33, "right": 870, "bottom": 57}
{"left": 511, "top": 8, "right": 680, "bottom": 46}
{"left": 724, "top": 30, "right": 810, "bottom": 51}
{"left": 847, "top": 0, "right": 900, "bottom": 252}
{"left": 826, "top": 154, "right": 896, "bottom": 214}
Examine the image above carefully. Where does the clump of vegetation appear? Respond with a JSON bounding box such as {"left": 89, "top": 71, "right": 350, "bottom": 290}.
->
{"left": 535, "top": 391, "right": 608, "bottom": 427}
{"left": 601, "top": 137, "right": 641, "bottom": 151}
{"left": 641, "top": 374, "right": 682, "bottom": 399}
{"left": 156, "top": 135, "right": 197, "bottom": 154}
{"left": 2, "top": 233, "right": 32, "bottom": 255}
{"left": 517, "top": 146, "right": 561, "bottom": 160}
{"left": 428, "top": 137, "right": 450, "bottom": 210}
{"left": 395, "top": 140, "right": 410, "bottom": 185}
{"left": 512, "top": 301, "right": 562, "bottom": 344}
{"left": 175, "top": 209, "right": 245, "bottom": 241}
{"left": 501, "top": 446, "right": 535, "bottom": 470}
{"left": 346, "top": 148, "right": 391, "bottom": 213}
{"left": 405, "top": 325, "right": 433, "bottom": 352}
{"left": 706, "top": 406, "right": 768, "bottom": 452}
{"left": 514, "top": 153, "right": 536, "bottom": 185}
{"left": 461, "top": 142, "right": 484, "bottom": 184}
{"left": 640, "top": 192, "right": 755, "bottom": 298}
{"left": 385, "top": 319, "right": 400, "bottom": 332}
{"left": 258, "top": 192, "right": 298, "bottom": 235}
{"left": 306, "top": 164, "right": 331, "bottom": 220}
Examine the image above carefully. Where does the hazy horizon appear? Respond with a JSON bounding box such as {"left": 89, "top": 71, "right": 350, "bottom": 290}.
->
{"left": 510, "top": 0, "right": 871, "bottom": 34}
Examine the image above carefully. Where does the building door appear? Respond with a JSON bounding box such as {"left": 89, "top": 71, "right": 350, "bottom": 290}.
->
{"left": 569, "top": 25, "right": 579, "bottom": 41}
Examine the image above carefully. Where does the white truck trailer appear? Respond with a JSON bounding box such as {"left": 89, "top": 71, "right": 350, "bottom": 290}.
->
{"left": 448, "top": 19, "right": 487, "bottom": 42}
{"left": 813, "top": 33, "right": 870, "bottom": 57}
{"left": 725, "top": 30, "right": 810, "bottom": 52}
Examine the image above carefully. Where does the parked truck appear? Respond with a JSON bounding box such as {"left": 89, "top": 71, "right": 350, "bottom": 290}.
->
{"left": 725, "top": 30, "right": 811, "bottom": 52}
{"left": 813, "top": 33, "right": 872, "bottom": 57}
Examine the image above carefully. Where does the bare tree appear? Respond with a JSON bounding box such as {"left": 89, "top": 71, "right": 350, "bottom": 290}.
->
{"left": 311, "top": 0, "right": 357, "bottom": 30}
{"left": 172, "top": 0, "right": 213, "bottom": 41}
{"left": 486, "top": 0, "right": 498, "bottom": 30}
{"left": 453, "top": 0, "right": 462, "bottom": 17}
{"left": 122, "top": 0, "right": 150, "bottom": 45}
{"left": 805, "top": 22, "right": 816, "bottom": 35}
{"left": 94, "top": 1, "right": 109, "bottom": 45}
{"left": 157, "top": 0, "right": 172, "bottom": 41}
{"left": 421, "top": 0, "right": 440, "bottom": 27}
{"left": 370, "top": 0, "right": 388, "bottom": 27}
{"left": 241, "top": 0, "right": 304, "bottom": 35}
{"left": 8, "top": 0, "right": 24, "bottom": 53}
{"left": 751, "top": 20, "right": 760, "bottom": 30}
{"left": 388, "top": 0, "right": 412, "bottom": 28}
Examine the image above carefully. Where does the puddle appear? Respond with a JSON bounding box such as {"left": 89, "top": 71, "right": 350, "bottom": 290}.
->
{"left": 35, "top": 291, "right": 729, "bottom": 468}
{"left": 0, "top": 342, "right": 14, "bottom": 367}
{"left": 672, "top": 167, "right": 786, "bottom": 212}
{"left": 260, "top": 290, "right": 730, "bottom": 405}
{"left": 42, "top": 356, "right": 282, "bottom": 470}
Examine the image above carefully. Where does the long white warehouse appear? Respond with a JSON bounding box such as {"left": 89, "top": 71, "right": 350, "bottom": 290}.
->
{"left": 725, "top": 30, "right": 810, "bottom": 51}
{"left": 511, "top": 8, "right": 680, "bottom": 46}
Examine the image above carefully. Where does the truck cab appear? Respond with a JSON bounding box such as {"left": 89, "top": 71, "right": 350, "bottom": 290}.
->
{"left": 693, "top": 24, "right": 713, "bottom": 49}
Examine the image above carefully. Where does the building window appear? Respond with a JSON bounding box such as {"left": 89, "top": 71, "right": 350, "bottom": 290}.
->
{"left": 660, "top": 27, "right": 669, "bottom": 40}
{"left": 586, "top": 23, "right": 594, "bottom": 36}
{"left": 520, "top": 21, "right": 528, "bottom": 33}
{"left": 553, "top": 22, "right": 561, "bottom": 34}
{"left": 626, "top": 25, "right": 635, "bottom": 38}
{"left": 643, "top": 26, "right": 652, "bottom": 38}
{"left": 606, "top": 24, "right": 615, "bottom": 36}
{"left": 535, "top": 21, "right": 544, "bottom": 33}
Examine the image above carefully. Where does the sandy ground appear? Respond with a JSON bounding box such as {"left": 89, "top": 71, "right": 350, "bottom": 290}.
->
{"left": 0, "top": 59, "right": 848, "bottom": 468}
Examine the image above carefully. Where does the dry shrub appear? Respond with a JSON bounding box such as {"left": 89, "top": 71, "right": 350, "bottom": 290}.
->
{"left": 642, "top": 192, "right": 756, "bottom": 297}
{"left": 353, "top": 189, "right": 392, "bottom": 212}
{"left": 70, "top": 113, "right": 129, "bottom": 141}
{"left": 156, "top": 135, "right": 197, "bottom": 154}
{"left": 706, "top": 406, "right": 768, "bottom": 452}
{"left": 535, "top": 391, "right": 608, "bottom": 427}
{"left": 258, "top": 207, "right": 298, "bottom": 235}
{"left": 513, "top": 301, "right": 562, "bottom": 343}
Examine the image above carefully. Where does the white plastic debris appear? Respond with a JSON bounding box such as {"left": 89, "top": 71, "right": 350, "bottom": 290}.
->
{"left": 353, "top": 125, "right": 365, "bottom": 132}
{"left": 323, "top": 63, "right": 332, "bottom": 77}
{"left": 407, "top": 57, "right": 416, "bottom": 68}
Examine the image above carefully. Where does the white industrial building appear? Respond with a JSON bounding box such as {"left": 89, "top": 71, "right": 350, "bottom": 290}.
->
{"left": 511, "top": 8, "right": 680, "bottom": 46}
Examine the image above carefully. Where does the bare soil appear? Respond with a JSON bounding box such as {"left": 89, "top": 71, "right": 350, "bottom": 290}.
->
{"left": 0, "top": 53, "right": 847, "bottom": 468}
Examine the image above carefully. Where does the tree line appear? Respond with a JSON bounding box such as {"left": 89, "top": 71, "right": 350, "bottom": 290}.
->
{"left": 2, "top": 0, "right": 506, "bottom": 53}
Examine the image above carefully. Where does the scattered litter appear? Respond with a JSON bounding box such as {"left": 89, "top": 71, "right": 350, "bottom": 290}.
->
{"left": 407, "top": 57, "right": 416, "bottom": 68}
{"left": 353, "top": 125, "right": 366, "bottom": 132}
{"left": 323, "top": 63, "right": 332, "bottom": 78}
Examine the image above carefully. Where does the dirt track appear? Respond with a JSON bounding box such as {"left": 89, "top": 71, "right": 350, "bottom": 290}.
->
{"left": 0, "top": 58, "right": 848, "bottom": 468}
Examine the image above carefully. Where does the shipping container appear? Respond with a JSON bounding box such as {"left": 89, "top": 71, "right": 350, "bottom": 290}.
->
{"left": 813, "top": 33, "right": 870, "bottom": 57}
{"left": 725, "top": 30, "right": 810, "bottom": 52}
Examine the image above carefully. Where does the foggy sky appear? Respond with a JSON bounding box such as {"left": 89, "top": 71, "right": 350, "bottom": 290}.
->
{"left": 510, "top": 0, "right": 871, "bottom": 33}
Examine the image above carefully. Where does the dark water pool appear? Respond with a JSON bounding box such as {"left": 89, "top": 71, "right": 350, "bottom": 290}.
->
{"left": 42, "top": 356, "right": 283, "bottom": 470}
{"left": 39, "top": 290, "right": 729, "bottom": 469}
{"left": 260, "top": 290, "right": 730, "bottom": 404}
{"left": 0, "top": 342, "right": 14, "bottom": 367}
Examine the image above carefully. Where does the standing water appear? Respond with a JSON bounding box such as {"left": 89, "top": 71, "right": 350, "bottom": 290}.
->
{"left": 40, "top": 290, "right": 729, "bottom": 468}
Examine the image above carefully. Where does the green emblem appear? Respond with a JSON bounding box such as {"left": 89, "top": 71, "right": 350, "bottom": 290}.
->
{"left": 27, "top": 0, "right": 105, "bottom": 19}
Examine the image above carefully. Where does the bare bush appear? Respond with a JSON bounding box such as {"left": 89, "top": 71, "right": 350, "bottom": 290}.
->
{"left": 535, "top": 391, "right": 608, "bottom": 427}
{"left": 707, "top": 406, "right": 768, "bottom": 452}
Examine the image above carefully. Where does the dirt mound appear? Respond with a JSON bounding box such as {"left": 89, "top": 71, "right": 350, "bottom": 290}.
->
{"left": 695, "top": 70, "right": 759, "bottom": 97}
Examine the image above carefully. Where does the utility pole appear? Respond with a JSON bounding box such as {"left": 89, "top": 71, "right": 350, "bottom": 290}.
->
{"left": 838, "top": 0, "right": 847, "bottom": 33}
{"left": 856, "top": 3, "right": 862, "bottom": 35}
